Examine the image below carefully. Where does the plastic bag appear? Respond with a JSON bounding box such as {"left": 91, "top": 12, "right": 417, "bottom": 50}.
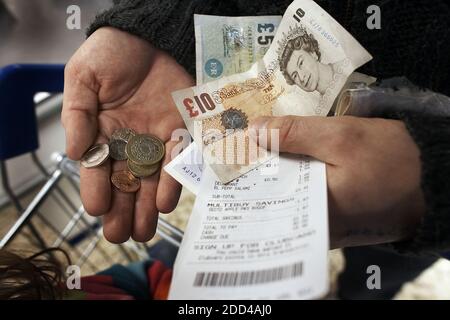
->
{"left": 335, "top": 77, "right": 450, "bottom": 117}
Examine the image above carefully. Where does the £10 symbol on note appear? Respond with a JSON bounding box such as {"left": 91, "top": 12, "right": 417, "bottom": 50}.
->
{"left": 293, "top": 8, "right": 305, "bottom": 22}
{"left": 183, "top": 93, "right": 216, "bottom": 118}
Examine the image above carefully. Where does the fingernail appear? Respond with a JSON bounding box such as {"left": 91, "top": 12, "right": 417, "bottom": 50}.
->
{"left": 249, "top": 116, "right": 270, "bottom": 132}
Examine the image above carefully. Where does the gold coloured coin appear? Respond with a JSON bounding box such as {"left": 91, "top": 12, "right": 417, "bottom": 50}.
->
{"left": 127, "top": 159, "right": 160, "bottom": 178}
{"left": 126, "top": 134, "right": 165, "bottom": 166}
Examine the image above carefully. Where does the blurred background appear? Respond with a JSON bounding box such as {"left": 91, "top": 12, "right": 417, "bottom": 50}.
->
{"left": 0, "top": 0, "right": 184, "bottom": 277}
{"left": 0, "top": 0, "right": 109, "bottom": 207}
{"left": 0, "top": 0, "right": 449, "bottom": 299}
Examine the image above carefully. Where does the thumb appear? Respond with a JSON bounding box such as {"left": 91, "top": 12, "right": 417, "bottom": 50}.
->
{"left": 249, "top": 115, "right": 336, "bottom": 162}
{"left": 61, "top": 65, "right": 99, "bottom": 160}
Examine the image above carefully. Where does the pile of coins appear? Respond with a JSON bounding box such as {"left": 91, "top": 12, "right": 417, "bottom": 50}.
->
{"left": 80, "top": 128, "right": 165, "bottom": 193}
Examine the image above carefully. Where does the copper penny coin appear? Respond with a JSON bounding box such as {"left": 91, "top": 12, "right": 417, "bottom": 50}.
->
{"left": 111, "top": 170, "right": 141, "bottom": 193}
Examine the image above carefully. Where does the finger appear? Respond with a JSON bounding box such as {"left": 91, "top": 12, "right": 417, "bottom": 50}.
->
{"left": 102, "top": 160, "right": 135, "bottom": 244}
{"left": 249, "top": 115, "right": 340, "bottom": 162}
{"left": 157, "top": 140, "right": 182, "bottom": 213}
{"left": 61, "top": 63, "right": 99, "bottom": 160}
{"left": 80, "top": 137, "right": 111, "bottom": 216}
{"left": 132, "top": 173, "right": 159, "bottom": 242}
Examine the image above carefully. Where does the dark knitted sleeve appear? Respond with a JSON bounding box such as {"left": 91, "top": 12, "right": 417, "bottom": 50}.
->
{"left": 85, "top": 0, "right": 343, "bottom": 77}
{"left": 346, "top": 0, "right": 450, "bottom": 97}
{"left": 86, "top": 0, "right": 303, "bottom": 77}
{"left": 87, "top": 0, "right": 243, "bottom": 76}
{"left": 393, "top": 113, "right": 450, "bottom": 255}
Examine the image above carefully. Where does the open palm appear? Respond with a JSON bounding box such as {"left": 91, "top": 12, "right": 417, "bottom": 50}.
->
{"left": 62, "top": 28, "right": 194, "bottom": 243}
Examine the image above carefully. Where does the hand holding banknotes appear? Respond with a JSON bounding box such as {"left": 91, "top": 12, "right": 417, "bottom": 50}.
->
{"left": 250, "top": 115, "right": 425, "bottom": 248}
{"left": 62, "top": 27, "right": 193, "bottom": 243}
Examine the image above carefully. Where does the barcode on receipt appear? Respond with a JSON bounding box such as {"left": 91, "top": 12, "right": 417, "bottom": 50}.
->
{"left": 193, "top": 262, "right": 303, "bottom": 287}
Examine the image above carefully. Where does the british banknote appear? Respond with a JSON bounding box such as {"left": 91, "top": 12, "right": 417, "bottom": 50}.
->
{"left": 173, "top": 0, "right": 372, "bottom": 183}
{"left": 195, "top": 14, "right": 282, "bottom": 84}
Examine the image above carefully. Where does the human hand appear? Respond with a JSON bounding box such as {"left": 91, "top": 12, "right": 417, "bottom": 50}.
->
{"left": 250, "top": 115, "right": 425, "bottom": 248}
{"left": 62, "top": 27, "right": 194, "bottom": 243}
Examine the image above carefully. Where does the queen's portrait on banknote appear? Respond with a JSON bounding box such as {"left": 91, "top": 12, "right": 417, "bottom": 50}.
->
{"left": 279, "top": 25, "right": 331, "bottom": 94}
{"left": 275, "top": 24, "right": 349, "bottom": 117}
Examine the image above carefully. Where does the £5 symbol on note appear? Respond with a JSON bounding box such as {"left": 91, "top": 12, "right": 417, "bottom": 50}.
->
{"left": 173, "top": 0, "right": 372, "bottom": 183}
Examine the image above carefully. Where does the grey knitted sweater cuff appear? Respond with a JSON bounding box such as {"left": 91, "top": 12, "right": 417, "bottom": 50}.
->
{"left": 390, "top": 113, "right": 450, "bottom": 256}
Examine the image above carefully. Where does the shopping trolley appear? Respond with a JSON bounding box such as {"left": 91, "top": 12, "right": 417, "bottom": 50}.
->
{"left": 0, "top": 64, "right": 183, "bottom": 272}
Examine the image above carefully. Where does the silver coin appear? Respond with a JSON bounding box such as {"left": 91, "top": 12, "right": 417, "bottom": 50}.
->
{"left": 109, "top": 139, "right": 128, "bottom": 161}
{"left": 111, "top": 128, "right": 136, "bottom": 143}
{"left": 80, "top": 144, "right": 109, "bottom": 168}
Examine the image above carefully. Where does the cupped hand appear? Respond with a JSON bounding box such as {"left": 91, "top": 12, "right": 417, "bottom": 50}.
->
{"left": 62, "top": 27, "right": 194, "bottom": 243}
{"left": 250, "top": 115, "right": 425, "bottom": 248}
